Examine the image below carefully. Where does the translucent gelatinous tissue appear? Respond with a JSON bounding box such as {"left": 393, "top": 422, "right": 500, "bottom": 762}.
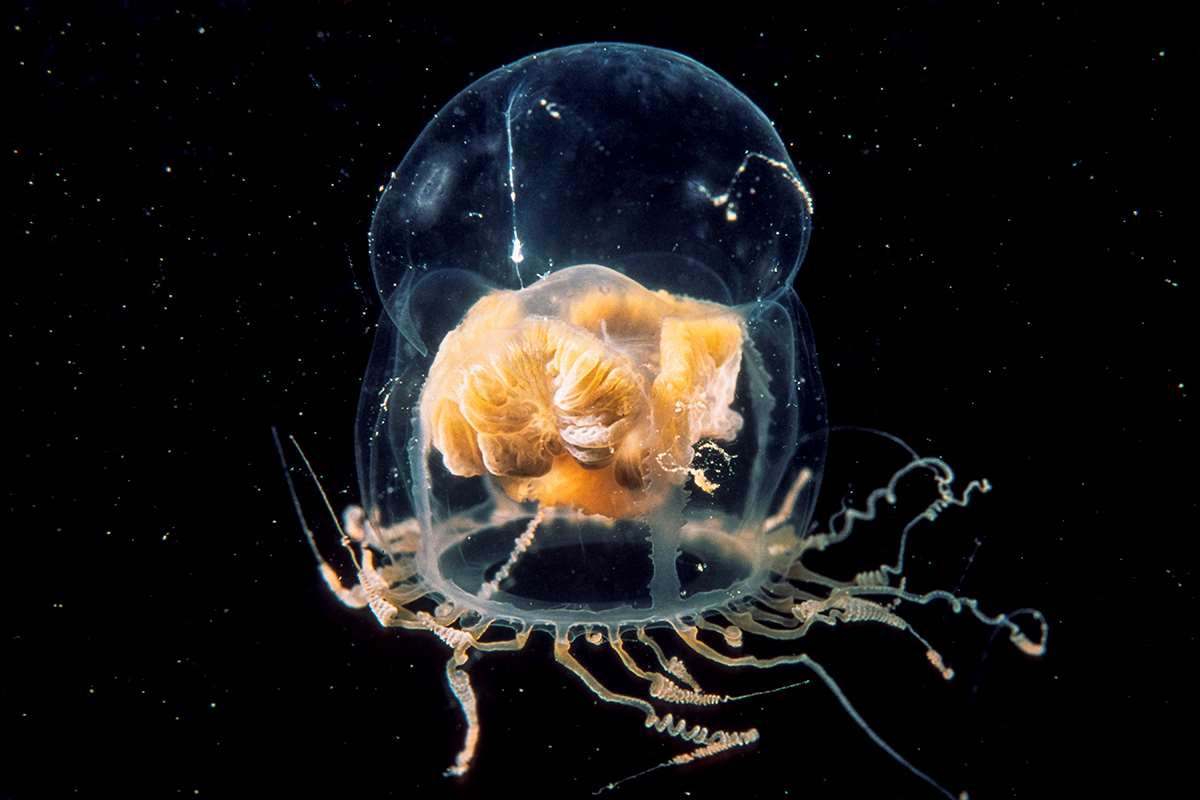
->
{"left": 358, "top": 43, "right": 821, "bottom": 626}
{"left": 291, "top": 43, "right": 1045, "bottom": 795}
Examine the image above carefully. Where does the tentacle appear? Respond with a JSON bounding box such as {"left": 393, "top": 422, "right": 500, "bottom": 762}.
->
{"left": 672, "top": 623, "right": 962, "bottom": 800}
{"left": 553, "top": 637, "right": 655, "bottom": 717}
{"left": 477, "top": 508, "right": 544, "bottom": 600}
{"left": 635, "top": 628, "right": 701, "bottom": 691}
{"left": 443, "top": 649, "right": 479, "bottom": 777}
{"left": 762, "top": 467, "right": 813, "bottom": 533}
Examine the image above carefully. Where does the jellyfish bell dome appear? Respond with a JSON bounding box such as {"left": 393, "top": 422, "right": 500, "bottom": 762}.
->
{"left": 358, "top": 43, "right": 825, "bottom": 628}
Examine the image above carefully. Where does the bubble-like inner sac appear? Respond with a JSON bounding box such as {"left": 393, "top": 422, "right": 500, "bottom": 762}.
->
{"left": 422, "top": 265, "right": 743, "bottom": 519}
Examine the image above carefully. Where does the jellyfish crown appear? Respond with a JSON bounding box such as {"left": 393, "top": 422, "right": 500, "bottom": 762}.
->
{"left": 357, "top": 42, "right": 825, "bottom": 627}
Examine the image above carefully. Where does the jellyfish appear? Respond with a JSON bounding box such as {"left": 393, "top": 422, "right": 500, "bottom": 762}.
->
{"left": 284, "top": 43, "right": 1047, "bottom": 797}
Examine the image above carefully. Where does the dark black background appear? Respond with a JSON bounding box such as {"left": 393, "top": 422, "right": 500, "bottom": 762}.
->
{"left": 7, "top": 4, "right": 1189, "bottom": 798}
